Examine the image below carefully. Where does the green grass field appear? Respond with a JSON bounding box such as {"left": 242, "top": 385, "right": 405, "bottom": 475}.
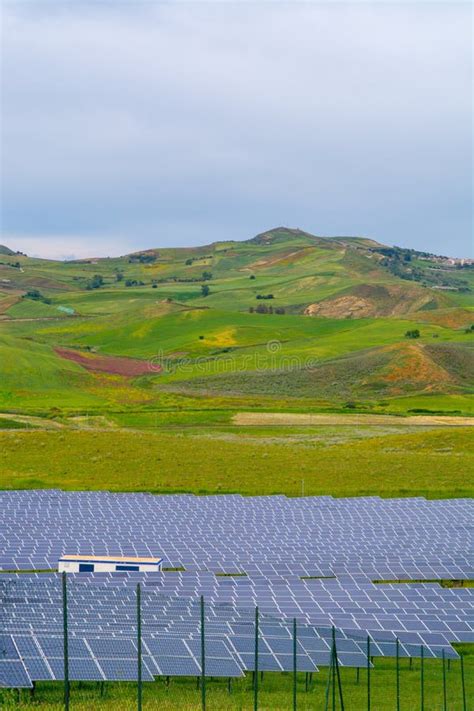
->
{"left": 1, "top": 426, "right": 472, "bottom": 498}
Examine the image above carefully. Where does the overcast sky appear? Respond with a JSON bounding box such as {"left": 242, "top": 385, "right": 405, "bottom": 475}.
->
{"left": 1, "top": 1, "right": 472, "bottom": 259}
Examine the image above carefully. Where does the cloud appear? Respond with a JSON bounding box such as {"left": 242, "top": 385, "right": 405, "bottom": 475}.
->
{"left": 1, "top": 1, "right": 472, "bottom": 257}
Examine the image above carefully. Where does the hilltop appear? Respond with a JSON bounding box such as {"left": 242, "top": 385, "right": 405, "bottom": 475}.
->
{"left": 0, "top": 227, "right": 472, "bottom": 417}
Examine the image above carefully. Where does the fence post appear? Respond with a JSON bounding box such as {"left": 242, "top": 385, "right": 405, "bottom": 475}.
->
{"left": 442, "top": 649, "right": 447, "bottom": 711}
{"left": 254, "top": 606, "right": 259, "bottom": 711}
{"left": 62, "top": 572, "right": 69, "bottom": 711}
{"left": 396, "top": 637, "right": 400, "bottom": 711}
{"left": 460, "top": 653, "right": 466, "bottom": 711}
{"left": 293, "top": 618, "right": 297, "bottom": 711}
{"left": 332, "top": 630, "right": 336, "bottom": 711}
{"left": 201, "top": 595, "right": 206, "bottom": 711}
{"left": 333, "top": 629, "right": 344, "bottom": 711}
{"left": 324, "top": 638, "right": 333, "bottom": 711}
{"left": 137, "top": 583, "right": 142, "bottom": 711}
{"left": 420, "top": 646, "right": 424, "bottom": 711}
{"left": 367, "top": 636, "right": 371, "bottom": 711}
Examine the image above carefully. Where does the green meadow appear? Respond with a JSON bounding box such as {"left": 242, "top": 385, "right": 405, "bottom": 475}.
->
{"left": 1, "top": 426, "right": 472, "bottom": 498}
{"left": 1, "top": 228, "right": 473, "bottom": 496}
{"left": 1, "top": 228, "right": 473, "bottom": 503}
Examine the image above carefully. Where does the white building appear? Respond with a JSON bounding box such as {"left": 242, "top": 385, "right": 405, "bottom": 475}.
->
{"left": 58, "top": 554, "right": 163, "bottom": 573}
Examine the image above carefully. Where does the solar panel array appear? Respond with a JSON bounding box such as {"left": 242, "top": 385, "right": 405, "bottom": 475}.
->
{"left": 1, "top": 490, "right": 473, "bottom": 689}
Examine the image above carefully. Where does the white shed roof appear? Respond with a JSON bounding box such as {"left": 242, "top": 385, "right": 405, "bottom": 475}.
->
{"left": 59, "top": 554, "right": 162, "bottom": 563}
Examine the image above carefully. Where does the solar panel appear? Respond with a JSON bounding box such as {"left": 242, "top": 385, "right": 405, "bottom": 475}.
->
{"left": 1, "top": 491, "right": 471, "bottom": 686}
{"left": 154, "top": 656, "right": 200, "bottom": 676}
{"left": 97, "top": 658, "right": 152, "bottom": 681}
{"left": 0, "top": 660, "right": 32, "bottom": 688}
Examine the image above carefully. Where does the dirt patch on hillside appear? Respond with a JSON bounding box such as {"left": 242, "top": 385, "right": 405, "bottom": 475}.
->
{"left": 0, "top": 292, "right": 22, "bottom": 315}
{"left": 304, "top": 283, "right": 445, "bottom": 319}
{"left": 414, "top": 308, "right": 473, "bottom": 329}
{"left": 55, "top": 347, "right": 158, "bottom": 377}
{"left": 424, "top": 343, "right": 474, "bottom": 385}
{"left": 233, "top": 412, "right": 474, "bottom": 427}
{"left": 248, "top": 247, "right": 317, "bottom": 269}
{"left": 383, "top": 344, "right": 454, "bottom": 389}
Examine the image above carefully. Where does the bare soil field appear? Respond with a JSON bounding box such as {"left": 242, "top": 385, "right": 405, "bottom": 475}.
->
{"left": 0, "top": 413, "right": 62, "bottom": 429}
{"left": 55, "top": 347, "right": 158, "bottom": 376}
{"left": 233, "top": 412, "right": 474, "bottom": 427}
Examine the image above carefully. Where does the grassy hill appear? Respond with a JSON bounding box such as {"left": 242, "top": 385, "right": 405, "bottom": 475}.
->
{"left": 0, "top": 227, "right": 473, "bottom": 417}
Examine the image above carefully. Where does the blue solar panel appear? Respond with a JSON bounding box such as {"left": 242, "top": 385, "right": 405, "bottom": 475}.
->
{"left": 154, "top": 656, "right": 200, "bottom": 676}
{"left": 0, "top": 635, "right": 18, "bottom": 659}
{"left": 0, "top": 491, "right": 471, "bottom": 686}
{"left": 69, "top": 658, "right": 103, "bottom": 681}
{"left": 97, "top": 658, "right": 153, "bottom": 681}
{"left": 0, "top": 660, "right": 32, "bottom": 688}
{"left": 207, "top": 658, "right": 244, "bottom": 676}
{"left": 88, "top": 638, "right": 136, "bottom": 658}
{"left": 21, "top": 657, "right": 53, "bottom": 680}
{"left": 145, "top": 638, "right": 188, "bottom": 657}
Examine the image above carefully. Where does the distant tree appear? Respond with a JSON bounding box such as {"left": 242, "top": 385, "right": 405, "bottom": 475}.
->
{"left": 199, "top": 335, "right": 204, "bottom": 340}
{"left": 248, "top": 306, "right": 254, "bottom": 313}
{"left": 86, "top": 274, "right": 104, "bottom": 290}
{"left": 202, "top": 271, "right": 213, "bottom": 281}
{"left": 23, "top": 289, "right": 51, "bottom": 304}
{"left": 24, "top": 289, "right": 42, "bottom": 300}
{"left": 185, "top": 258, "right": 193, "bottom": 265}
{"left": 115, "top": 271, "right": 124, "bottom": 282}
{"left": 256, "top": 304, "right": 269, "bottom": 314}
{"left": 201, "top": 284, "right": 210, "bottom": 297}
{"left": 152, "top": 284, "right": 158, "bottom": 288}
{"left": 405, "top": 329, "right": 420, "bottom": 339}
{"left": 275, "top": 307, "right": 286, "bottom": 315}
{"left": 249, "top": 274, "right": 256, "bottom": 280}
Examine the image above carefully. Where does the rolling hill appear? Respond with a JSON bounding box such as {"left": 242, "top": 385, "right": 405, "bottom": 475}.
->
{"left": 0, "top": 227, "right": 472, "bottom": 417}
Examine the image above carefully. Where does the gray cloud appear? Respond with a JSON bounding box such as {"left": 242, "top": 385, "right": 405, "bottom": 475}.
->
{"left": 1, "top": 1, "right": 472, "bottom": 258}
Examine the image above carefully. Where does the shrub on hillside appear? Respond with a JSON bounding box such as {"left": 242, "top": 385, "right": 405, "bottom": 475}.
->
{"left": 23, "top": 289, "right": 52, "bottom": 304}
{"left": 86, "top": 274, "right": 104, "bottom": 290}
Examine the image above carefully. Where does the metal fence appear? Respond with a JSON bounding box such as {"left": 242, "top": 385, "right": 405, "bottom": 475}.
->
{"left": 2, "top": 574, "right": 469, "bottom": 710}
